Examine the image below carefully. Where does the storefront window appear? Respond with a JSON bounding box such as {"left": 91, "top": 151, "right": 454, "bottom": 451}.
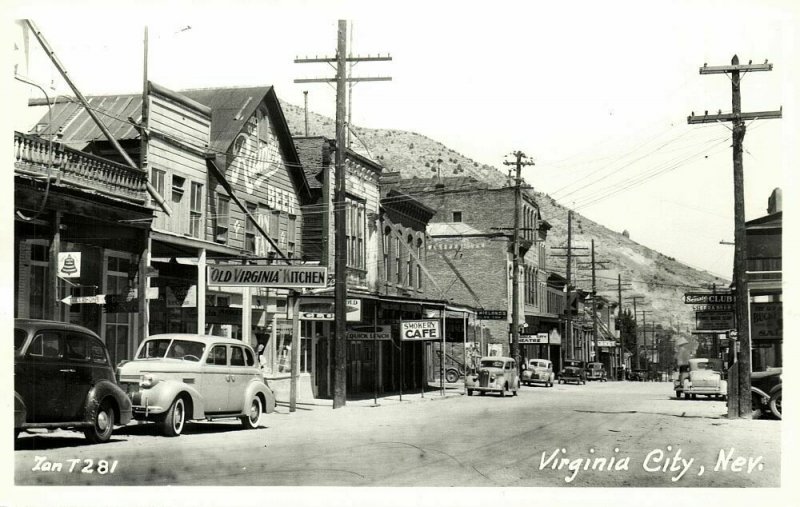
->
{"left": 105, "top": 253, "right": 133, "bottom": 365}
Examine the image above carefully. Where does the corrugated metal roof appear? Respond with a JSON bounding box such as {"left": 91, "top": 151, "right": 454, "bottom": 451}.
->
{"left": 30, "top": 94, "right": 142, "bottom": 146}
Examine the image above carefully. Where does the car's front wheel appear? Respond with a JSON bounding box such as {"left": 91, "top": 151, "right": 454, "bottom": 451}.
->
{"left": 84, "top": 399, "right": 115, "bottom": 444}
{"left": 241, "top": 396, "right": 262, "bottom": 429}
{"left": 160, "top": 397, "right": 186, "bottom": 437}
{"left": 770, "top": 390, "right": 782, "bottom": 420}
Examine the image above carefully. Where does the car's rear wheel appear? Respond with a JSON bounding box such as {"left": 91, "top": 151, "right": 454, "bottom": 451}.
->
{"left": 241, "top": 396, "right": 263, "bottom": 429}
{"left": 770, "top": 390, "right": 782, "bottom": 420}
{"left": 467, "top": 389, "right": 474, "bottom": 396}
{"left": 84, "top": 399, "right": 115, "bottom": 444}
{"left": 160, "top": 397, "right": 186, "bottom": 437}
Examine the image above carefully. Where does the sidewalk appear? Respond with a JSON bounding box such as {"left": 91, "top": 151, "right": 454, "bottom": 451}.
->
{"left": 272, "top": 380, "right": 466, "bottom": 412}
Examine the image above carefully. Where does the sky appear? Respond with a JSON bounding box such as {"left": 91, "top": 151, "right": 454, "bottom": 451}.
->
{"left": 4, "top": 0, "right": 798, "bottom": 279}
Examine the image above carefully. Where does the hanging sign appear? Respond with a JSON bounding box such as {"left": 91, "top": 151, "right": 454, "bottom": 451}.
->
{"left": 400, "top": 320, "right": 441, "bottom": 341}
{"left": 57, "top": 252, "right": 81, "bottom": 279}
{"left": 208, "top": 265, "right": 327, "bottom": 288}
{"left": 297, "top": 298, "right": 361, "bottom": 321}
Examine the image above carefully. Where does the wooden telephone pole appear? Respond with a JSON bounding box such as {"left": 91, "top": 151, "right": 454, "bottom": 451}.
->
{"left": 688, "top": 55, "right": 781, "bottom": 418}
{"left": 295, "top": 20, "right": 391, "bottom": 409}
{"left": 551, "top": 215, "right": 589, "bottom": 362}
{"left": 503, "top": 152, "right": 534, "bottom": 372}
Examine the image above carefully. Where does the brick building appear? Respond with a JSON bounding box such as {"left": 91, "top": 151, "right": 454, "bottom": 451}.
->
{"left": 386, "top": 175, "right": 561, "bottom": 367}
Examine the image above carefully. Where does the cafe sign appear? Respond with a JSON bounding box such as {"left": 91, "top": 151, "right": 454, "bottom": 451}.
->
{"left": 400, "top": 320, "right": 441, "bottom": 341}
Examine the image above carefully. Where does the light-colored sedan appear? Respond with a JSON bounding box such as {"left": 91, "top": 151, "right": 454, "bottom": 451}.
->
{"left": 466, "top": 357, "right": 520, "bottom": 397}
{"left": 117, "top": 334, "right": 276, "bottom": 436}
{"left": 521, "top": 359, "right": 555, "bottom": 387}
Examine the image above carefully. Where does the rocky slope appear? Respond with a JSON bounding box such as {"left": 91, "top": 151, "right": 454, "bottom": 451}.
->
{"left": 281, "top": 101, "right": 729, "bottom": 333}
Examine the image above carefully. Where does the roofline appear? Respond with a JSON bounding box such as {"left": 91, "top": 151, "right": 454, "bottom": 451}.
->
{"left": 149, "top": 81, "right": 212, "bottom": 117}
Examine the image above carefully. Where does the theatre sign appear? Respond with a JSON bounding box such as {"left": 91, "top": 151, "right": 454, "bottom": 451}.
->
{"left": 208, "top": 265, "right": 328, "bottom": 288}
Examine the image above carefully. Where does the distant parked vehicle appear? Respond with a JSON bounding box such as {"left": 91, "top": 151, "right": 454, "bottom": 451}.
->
{"left": 117, "top": 334, "right": 276, "bottom": 437}
{"left": 627, "top": 369, "right": 647, "bottom": 382}
{"left": 521, "top": 359, "right": 555, "bottom": 387}
{"left": 586, "top": 362, "right": 608, "bottom": 382}
{"left": 674, "top": 358, "right": 727, "bottom": 400}
{"left": 559, "top": 359, "right": 586, "bottom": 385}
{"left": 14, "top": 318, "right": 132, "bottom": 444}
{"left": 751, "top": 368, "right": 782, "bottom": 420}
{"left": 466, "top": 357, "right": 520, "bottom": 397}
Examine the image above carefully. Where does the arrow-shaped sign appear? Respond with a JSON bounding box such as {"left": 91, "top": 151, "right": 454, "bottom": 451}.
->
{"left": 61, "top": 295, "right": 106, "bottom": 306}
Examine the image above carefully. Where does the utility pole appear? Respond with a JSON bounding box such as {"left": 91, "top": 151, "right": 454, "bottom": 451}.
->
{"left": 303, "top": 90, "right": 309, "bottom": 136}
{"left": 295, "top": 20, "right": 391, "bottom": 409}
{"left": 616, "top": 274, "right": 632, "bottom": 378}
{"left": 503, "top": 151, "right": 534, "bottom": 373}
{"left": 638, "top": 311, "right": 653, "bottom": 372}
{"left": 688, "top": 55, "right": 781, "bottom": 418}
{"left": 625, "top": 296, "right": 644, "bottom": 371}
{"left": 550, "top": 219, "right": 589, "bottom": 362}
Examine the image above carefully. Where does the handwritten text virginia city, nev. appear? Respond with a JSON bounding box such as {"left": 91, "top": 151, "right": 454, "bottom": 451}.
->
{"left": 539, "top": 447, "right": 764, "bottom": 483}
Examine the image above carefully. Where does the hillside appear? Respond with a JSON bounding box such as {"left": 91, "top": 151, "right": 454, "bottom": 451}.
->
{"left": 281, "top": 101, "right": 729, "bottom": 333}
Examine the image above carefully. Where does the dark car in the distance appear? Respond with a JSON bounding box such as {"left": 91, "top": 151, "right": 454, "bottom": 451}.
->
{"left": 559, "top": 359, "right": 586, "bottom": 385}
{"left": 14, "top": 318, "right": 132, "bottom": 443}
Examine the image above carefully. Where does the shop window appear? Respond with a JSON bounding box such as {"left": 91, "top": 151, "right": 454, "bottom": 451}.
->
{"left": 105, "top": 253, "right": 133, "bottom": 365}
{"left": 189, "top": 182, "right": 204, "bottom": 238}
{"left": 215, "top": 194, "right": 230, "bottom": 243}
{"left": 27, "top": 242, "right": 49, "bottom": 320}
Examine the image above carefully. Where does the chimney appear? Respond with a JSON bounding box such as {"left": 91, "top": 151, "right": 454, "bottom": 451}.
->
{"left": 767, "top": 188, "right": 782, "bottom": 214}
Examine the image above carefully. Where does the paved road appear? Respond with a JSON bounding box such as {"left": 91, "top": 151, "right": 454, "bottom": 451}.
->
{"left": 14, "top": 381, "right": 780, "bottom": 488}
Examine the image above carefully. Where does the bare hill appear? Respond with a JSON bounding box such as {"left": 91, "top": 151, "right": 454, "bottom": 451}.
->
{"left": 282, "top": 101, "right": 729, "bottom": 333}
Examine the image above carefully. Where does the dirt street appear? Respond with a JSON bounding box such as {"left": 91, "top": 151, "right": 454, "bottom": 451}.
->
{"left": 13, "top": 380, "right": 781, "bottom": 491}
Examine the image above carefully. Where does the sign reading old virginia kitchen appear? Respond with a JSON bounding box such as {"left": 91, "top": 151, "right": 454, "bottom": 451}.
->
{"left": 208, "top": 265, "right": 328, "bottom": 288}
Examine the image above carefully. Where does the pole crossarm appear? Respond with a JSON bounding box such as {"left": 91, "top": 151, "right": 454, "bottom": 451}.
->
{"left": 688, "top": 109, "right": 782, "bottom": 124}
{"left": 699, "top": 62, "right": 772, "bottom": 74}
{"left": 294, "top": 77, "right": 393, "bottom": 83}
{"left": 295, "top": 55, "right": 393, "bottom": 63}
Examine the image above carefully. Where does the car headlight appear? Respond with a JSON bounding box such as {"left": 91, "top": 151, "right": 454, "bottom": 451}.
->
{"left": 140, "top": 373, "right": 160, "bottom": 388}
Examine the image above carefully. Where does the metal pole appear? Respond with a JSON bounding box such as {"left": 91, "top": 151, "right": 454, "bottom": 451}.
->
{"left": 565, "top": 211, "right": 573, "bottom": 359}
{"left": 373, "top": 302, "right": 378, "bottom": 406}
{"left": 440, "top": 307, "right": 445, "bottom": 396}
{"left": 463, "top": 311, "right": 467, "bottom": 395}
{"left": 289, "top": 292, "right": 300, "bottom": 412}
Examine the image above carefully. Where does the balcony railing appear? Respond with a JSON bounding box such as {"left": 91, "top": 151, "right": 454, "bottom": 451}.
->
{"left": 14, "top": 131, "right": 148, "bottom": 204}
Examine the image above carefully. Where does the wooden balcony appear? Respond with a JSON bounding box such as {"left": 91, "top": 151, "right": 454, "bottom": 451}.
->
{"left": 14, "top": 131, "right": 148, "bottom": 204}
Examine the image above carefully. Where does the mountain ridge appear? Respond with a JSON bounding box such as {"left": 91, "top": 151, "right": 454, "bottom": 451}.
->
{"left": 281, "top": 100, "right": 729, "bottom": 334}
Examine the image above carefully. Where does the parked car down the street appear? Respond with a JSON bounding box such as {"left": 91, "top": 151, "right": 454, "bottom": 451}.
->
{"left": 751, "top": 368, "right": 782, "bottom": 420}
{"left": 674, "top": 358, "right": 727, "bottom": 400}
{"left": 521, "top": 358, "right": 555, "bottom": 387}
{"left": 14, "top": 318, "right": 132, "bottom": 444}
{"left": 586, "top": 362, "right": 608, "bottom": 382}
{"left": 466, "top": 357, "right": 520, "bottom": 397}
{"left": 559, "top": 359, "right": 586, "bottom": 385}
{"left": 116, "top": 334, "right": 276, "bottom": 437}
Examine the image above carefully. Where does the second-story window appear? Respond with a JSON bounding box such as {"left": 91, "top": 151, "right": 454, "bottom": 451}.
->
{"left": 394, "top": 235, "right": 401, "bottom": 284}
{"left": 151, "top": 168, "right": 166, "bottom": 197}
{"left": 215, "top": 194, "right": 230, "bottom": 243}
{"left": 383, "top": 227, "right": 390, "bottom": 282}
{"left": 189, "top": 182, "right": 203, "bottom": 238}
{"left": 346, "top": 199, "right": 365, "bottom": 270}
{"left": 406, "top": 235, "right": 413, "bottom": 287}
{"left": 417, "top": 239, "right": 424, "bottom": 290}
{"left": 245, "top": 202, "right": 257, "bottom": 253}
{"left": 288, "top": 215, "right": 296, "bottom": 257}
{"left": 452, "top": 211, "right": 462, "bottom": 222}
